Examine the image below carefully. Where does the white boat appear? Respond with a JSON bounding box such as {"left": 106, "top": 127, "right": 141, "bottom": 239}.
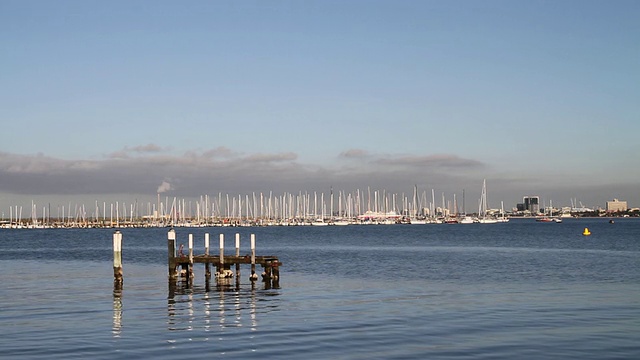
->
{"left": 477, "top": 218, "right": 498, "bottom": 224}
{"left": 332, "top": 219, "right": 350, "bottom": 226}
{"left": 537, "top": 200, "right": 559, "bottom": 223}
{"left": 477, "top": 179, "right": 497, "bottom": 224}
{"left": 311, "top": 219, "right": 329, "bottom": 226}
{"left": 458, "top": 190, "right": 475, "bottom": 224}
{"left": 459, "top": 216, "right": 475, "bottom": 224}
{"left": 496, "top": 201, "right": 509, "bottom": 222}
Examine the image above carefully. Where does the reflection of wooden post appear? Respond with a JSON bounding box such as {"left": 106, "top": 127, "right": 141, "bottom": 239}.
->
{"left": 112, "top": 283, "right": 122, "bottom": 338}
{"left": 204, "top": 233, "right": 210, "bottom": 278}
{"left": 168, "top": 229, "right": 176, "bottom": 279}
{"left": 235, "top": 233, "right": 241, "bottom": 278}
{"left": 113, "top": 230, "right": 123, "bottom": 286}
{"left": 250, "top": 234, "right": 258, "bottom": 281}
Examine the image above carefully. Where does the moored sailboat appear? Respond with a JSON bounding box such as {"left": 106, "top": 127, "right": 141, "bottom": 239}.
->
{"left": 477, "top": 179, "right": 497, "bottom": 224}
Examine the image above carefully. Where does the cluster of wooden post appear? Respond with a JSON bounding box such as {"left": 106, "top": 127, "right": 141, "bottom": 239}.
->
{"left": 166, "top": 229, "right": 269, "bottom": 282}
{"left": 113, "top": 229, "right": 280, "bottom": 287}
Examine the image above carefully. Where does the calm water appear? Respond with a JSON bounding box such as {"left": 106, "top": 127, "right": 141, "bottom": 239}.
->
{"left": 1, "top": 218, "right": 639, "bottom": 359}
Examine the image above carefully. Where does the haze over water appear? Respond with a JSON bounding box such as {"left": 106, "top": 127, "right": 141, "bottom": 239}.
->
{"left": 1, "top": 218, "right": 639, "bottom": 359}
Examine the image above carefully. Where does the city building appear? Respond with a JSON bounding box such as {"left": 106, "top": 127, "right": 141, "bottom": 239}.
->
{"left": 523, "top": 196, "right": 540, "bottom": 214}
{"left": 606, "top": 199, "right": 628, "bottom": 212}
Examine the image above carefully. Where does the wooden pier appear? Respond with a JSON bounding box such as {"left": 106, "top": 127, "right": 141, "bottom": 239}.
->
{"left": 112, "top": 229, "right": 282, "bottom": 290}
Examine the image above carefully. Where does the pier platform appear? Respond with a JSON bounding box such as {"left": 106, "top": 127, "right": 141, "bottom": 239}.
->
{"left": 112, "top": 229, "right": 282, "bottom": 290}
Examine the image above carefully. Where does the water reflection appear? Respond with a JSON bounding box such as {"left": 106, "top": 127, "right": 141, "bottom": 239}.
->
{"left": 112, "top": 282, "right": 123, "bottom": 338}
{"left": 166, "top": 277, "right": 279, "bottom": 340}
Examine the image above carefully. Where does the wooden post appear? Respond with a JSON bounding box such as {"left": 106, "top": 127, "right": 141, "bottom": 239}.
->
{"left": 168, "top": 228, "right": 177, "bottom": 279}
{"left": 204, "top": 233, "right": 211, "bottom": 278}
{"left": 113, "top": 230, "right": 123, "bottom": 286}
{"left": 250, "top": 234, "right": 258, "bottom": 281}
{"left": 235, "top": 233, "right": 241, "bottom": 278}
{"left": 263, "top": 264, "right": 272, "bottom": 281}
{"left": 272, "top": 262, "right": 280, "bottom": 282}
{"left": 188, "top": 233, "right": 194, "bottom": 279}
{"left": 219, "top": 233, "right": 224, "bottom": 276}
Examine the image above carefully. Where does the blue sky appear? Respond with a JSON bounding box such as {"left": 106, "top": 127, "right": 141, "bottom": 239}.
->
{"left": 1, "top": 0, "right": 639, "bottom": 213}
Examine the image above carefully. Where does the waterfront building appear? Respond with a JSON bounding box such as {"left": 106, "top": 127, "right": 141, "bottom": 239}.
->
{"left": 523, "top": 196, "right": 540, "bottom": 214}
{"left": 606, "top": 199, "right": 628, "bottom": 212}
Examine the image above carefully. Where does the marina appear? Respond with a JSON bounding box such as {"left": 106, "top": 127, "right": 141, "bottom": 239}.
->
{"left": 2, "top": 182, "right": 634, "bottom": 229}
{"left": 2, "top": 219, "right": 639, "bottom": 359}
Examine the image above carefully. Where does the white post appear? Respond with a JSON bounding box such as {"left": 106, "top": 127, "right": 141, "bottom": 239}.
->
{"left": 250, "top": 234, "right": 256, "bottom": 264}
{"left": 113, "top": 230, "right": 123, "bottom": 284}
{"left": 204, "top": 233, "right": 211, "bottom": 278}
{"left": 235, "top": 233, "right": 241, "bottom": 278}
{"left": 187, "top": 233, "right": 194, "bottom": 279}
{"left": 250, "top": 233, "right": 257, "bottom": 280}
{"left": 188, "top": 234, "right": 194, "bottom": 263}
{"left": 168, "top": 228, "right": 176, "bottom": 279}
{"left": 219, "top": 234, "right": 225, "bottom": 265}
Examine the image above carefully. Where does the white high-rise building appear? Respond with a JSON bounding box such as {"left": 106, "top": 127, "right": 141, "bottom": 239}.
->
{"left": 606, "top": 199, "right": 627, "bottom": 212}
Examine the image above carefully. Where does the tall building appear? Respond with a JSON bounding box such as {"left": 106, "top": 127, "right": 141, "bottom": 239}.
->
{"left": 523, "top": 196, "right": 540, "bottom": 214}
{"left": 606, "top": 199, "right": 627, "bottom": 212}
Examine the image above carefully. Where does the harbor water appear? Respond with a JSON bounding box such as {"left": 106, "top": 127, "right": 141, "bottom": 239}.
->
{"left": 1, "top": 218, "right": 639, "bottom": 359}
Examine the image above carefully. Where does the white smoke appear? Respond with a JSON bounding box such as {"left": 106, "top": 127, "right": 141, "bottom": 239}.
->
{"left": 157, "top": 180, "right": 172, "bottom": 193}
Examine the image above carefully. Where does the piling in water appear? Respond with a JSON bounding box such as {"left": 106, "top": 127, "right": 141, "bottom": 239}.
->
{"left": 187, "top": 234, "right": 194, "bottom": 278}
{"left": 250, "top": 234, "right": 258, "bottom": 281}
{"left": 204, "top": 233, "right": 211, "bottom": 278}
{"left": 235, "top": 233, "right": 241, "bottom": 280}
{"left": 113, "top": 230, "right": 123, "bottom": 287}
{"left": 168, "top": 228, "right": 177, "bottom": 279}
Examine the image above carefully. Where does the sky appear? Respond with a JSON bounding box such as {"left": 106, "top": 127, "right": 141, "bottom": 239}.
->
{"left": 1, "top": 0, "right": 639, "bottom": 216}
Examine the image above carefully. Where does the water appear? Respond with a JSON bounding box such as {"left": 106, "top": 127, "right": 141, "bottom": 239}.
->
{"left": 1, "top": 218, "right": 639, "bottom": 359}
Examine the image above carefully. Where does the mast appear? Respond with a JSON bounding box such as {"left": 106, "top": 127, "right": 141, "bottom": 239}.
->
{"left": 462, "top": 189, "right": 466, "bottom": 215}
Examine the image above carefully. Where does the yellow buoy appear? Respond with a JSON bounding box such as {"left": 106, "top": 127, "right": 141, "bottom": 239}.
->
{"left": 582, "top": 227, "right": 591, "bottom": 236}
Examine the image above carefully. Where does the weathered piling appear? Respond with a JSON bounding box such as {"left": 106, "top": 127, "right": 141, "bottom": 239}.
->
{"left": 168, "top": 228, "right": 177, "bottom": 279}
{"left": 204, "top": 233, "right": 211, "bottom": 278}
{"left": 219, "top": 234, "right": 224, "bottom": 276}
{"left": 250, "top": 234, "right": 258, "bottom": 281}
{"left": 113, "top": 230, "right": 123, "bottom": 286}
{"left": 235, "top": 233, "right": 241, "bottom": 279}
{"left": 272, "top": 260, "right": 280, "bottom": 282}
{"left": 187, "top": 234, "right": 194, "bottom": 278}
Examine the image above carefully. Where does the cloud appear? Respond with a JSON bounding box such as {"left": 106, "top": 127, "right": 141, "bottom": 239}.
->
{"left": 130, "top": 144, "right": 164, "bottom": 153}
{"left": 337, "top": 151, "right": 484, "bottom": 172}
{"left": 0, "top": 147, "right": 474, "bottom": 198}
{"left": 202, "top": 146, "right": 236, "bottom": 159}
{"left": 340, "top": 149, "right": 369, "bottom": 158}
{"left": 375, "top": 154, "right": 485, "bottom": 169}
{"left": 0, "top": 152, "right": 102, "bottom": 174}
{"left": 157, "top": 180, "right": 173, "bottom": 193}
{"left": 107, "top": 143, "right": 168, "bottom": 159}
{"left": 242, "top": 152, "right": 297, "bottom": 163}
{"left": 0, "top": 145, "right": 634, "bottom": 210}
